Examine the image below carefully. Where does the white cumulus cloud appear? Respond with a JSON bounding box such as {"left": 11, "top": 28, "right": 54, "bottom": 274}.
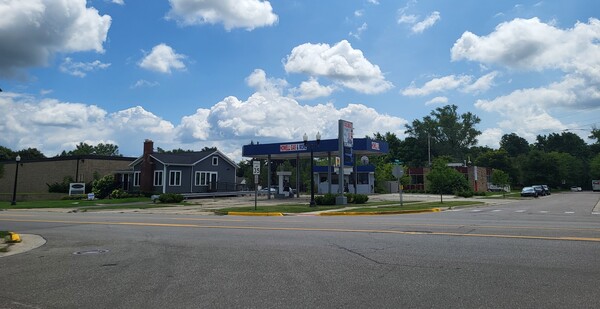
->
{"left": 402, "top": 75, "right": 472, "bottom": 96}
{"left": 139, "top": 43, "right": 187, "bottom": 74}
{"left": 289, "top": 78, "right": 336, "bottom": 100}
{"left": 166, "top": 0, "right": 278, "bottom": 31}
{"left": 452, "top": 17, "right": 600, "bottom": 141}
{"left": 0, "top": 0, "right": 111, "bottom": 77}
{"left": 398, "top": 10, "right": 440, "bottom": 34}
{"left": 284, "top": 40, "right": 393, "bottom": 94}
{"left": 59, "top": 57, "right": 111, "bottom": 77}
{"left": 425, "top": 96, "right": 448, "bottom": 106}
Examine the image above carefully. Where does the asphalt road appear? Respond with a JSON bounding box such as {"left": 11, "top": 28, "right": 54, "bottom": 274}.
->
{"left": 0, "top": 192, "right": 599, "bottom": 308}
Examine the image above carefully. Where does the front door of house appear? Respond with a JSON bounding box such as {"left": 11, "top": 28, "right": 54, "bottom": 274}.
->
{"left": 209, "top": 173, "right": 218, "bottom": 191}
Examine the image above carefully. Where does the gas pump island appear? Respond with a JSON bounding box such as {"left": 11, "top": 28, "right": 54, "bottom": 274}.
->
{"left": 242, "top": 120, "right": 389, "bottom": 205}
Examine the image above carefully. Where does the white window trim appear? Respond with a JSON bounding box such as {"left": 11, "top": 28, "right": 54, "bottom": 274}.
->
{"left": 153, "top": 170, "right": 163, "bottom": 186}
{"left": 212, "top": 156, "right": 218, "bottom": 166}
{"left": 133, "top": 171, "right": 141, "bottom": 187}
{"left": 169, "top": 170, "right": 182, "bottom": 187}
{"left": 195, "top": 171, "right": 217, "bottom": 186}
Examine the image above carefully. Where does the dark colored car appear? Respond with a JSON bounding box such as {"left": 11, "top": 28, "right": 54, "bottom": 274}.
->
{"left": 532, "top": 185, "right": 545, "bottom": 196}
{"left": 521, "top": 187, "right": 538, "bottom": 197}
{"left": 541, "top": 185, "right": 550, "bottom": 195}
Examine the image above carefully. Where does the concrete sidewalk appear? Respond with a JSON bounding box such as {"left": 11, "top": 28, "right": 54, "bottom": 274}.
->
{"left": 0, "top": 234, "right": 46, "bottom": 258}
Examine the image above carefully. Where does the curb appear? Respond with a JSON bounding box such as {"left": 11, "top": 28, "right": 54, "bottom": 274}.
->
{"left": 319, "top": 208, "right": 441, "bottom": 216}
{"left": 227, "top": 211, "right": 284, "bottom": 216}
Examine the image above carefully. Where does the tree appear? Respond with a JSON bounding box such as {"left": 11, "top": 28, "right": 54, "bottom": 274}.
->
{"left": 500, "top": 133, "right": 530, "bottom": 157}
{"left": 535, "top": 132, "right": 588, "bottom": 159}
{"left": 491, "top": 169, "right": 510, "bottom": 198}
{"left": 474, "top": 149, "right": 512, "bottom": 171}
{"left": 591, "top": 153, "right": 600, "bottom": 180}
{"left": 157, "top": 147, "right": 194, "bottom": 153}
{"left": 405, "top": 104, "right": 481, "bottom": 162}
{"left": 61, "top": 142, "right": 121, "bottom": 156}
{"left": 16, "top": 148, "right": 46, "bottom": 159}
{"left": 426, "top": 158, "right": 469, "bottom": 203}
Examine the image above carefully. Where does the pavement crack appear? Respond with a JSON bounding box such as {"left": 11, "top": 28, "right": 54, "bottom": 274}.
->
{"left": 331, "top": 243, "right": 386, "bottom": 265}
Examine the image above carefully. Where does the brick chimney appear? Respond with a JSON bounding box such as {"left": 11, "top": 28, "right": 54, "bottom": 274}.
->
{"left": 140, "top": 139, "right": 154, "bottom": 192}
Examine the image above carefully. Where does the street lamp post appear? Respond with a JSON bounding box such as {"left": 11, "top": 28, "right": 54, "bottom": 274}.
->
{"left": 304, "top": 132, "right": 321, "bottom": 207}
{"left": 11, "top": 155, "right": 21, "bottom": 205}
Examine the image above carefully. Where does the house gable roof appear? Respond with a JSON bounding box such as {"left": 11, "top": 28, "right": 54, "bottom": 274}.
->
{"left": 129, "top": 150, "right": 238, "bottom": 168}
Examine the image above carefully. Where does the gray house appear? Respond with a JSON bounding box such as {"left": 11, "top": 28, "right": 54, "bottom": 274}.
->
{"left": 128, "top": 140, "right": 239, "bottom": 194}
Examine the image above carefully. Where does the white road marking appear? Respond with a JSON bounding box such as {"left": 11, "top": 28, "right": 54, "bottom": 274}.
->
{"left": 515, "top": 210, "right": 526, "bottom": 213}
{"left": 492, "top": 210, "right": 502, "bottom": 212}
{"left": 471, "top": 209, "right": 483, "bottom": 212}
{"left": 539, "top": 211, "right": 548, "bottom": 213}
{"left": 565, "top": 211, "right": 575, "bottom": 214}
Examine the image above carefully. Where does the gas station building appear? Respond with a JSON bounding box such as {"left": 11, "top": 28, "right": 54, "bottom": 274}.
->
{"left": 242, "top": 137, "right": 389, "bottom": 197}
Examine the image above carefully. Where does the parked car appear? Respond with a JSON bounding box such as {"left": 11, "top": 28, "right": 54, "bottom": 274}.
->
{"left": 570, "top": 186, "right": 582, "bottom": 192}
{"left": 541, "top": 185, "right": 551, "bottom": 195}
{"left": 521, "top": 187, "right": 538, "bottom": 197}
{"left": 532, "top": 185, "right": 545, "bottom": 196}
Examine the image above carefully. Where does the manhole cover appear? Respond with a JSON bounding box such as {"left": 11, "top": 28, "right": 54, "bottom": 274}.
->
{"left": 73, "top": 249, "right": 109, "bottom": 255}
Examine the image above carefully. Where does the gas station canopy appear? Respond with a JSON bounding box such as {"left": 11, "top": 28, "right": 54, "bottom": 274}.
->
{"left": 242, "top": 137, "right": 389, "bottom": 160}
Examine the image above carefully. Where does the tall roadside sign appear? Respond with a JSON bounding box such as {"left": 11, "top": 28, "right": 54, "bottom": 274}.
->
{"left": 253, "top": 160, "right": 260, "bottom": 210}
{"left": 337, "top": 119, "right": 353, "bottom": 205}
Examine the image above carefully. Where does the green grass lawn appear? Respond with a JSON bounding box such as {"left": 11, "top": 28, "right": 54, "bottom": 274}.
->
{"left": 215, "top": 204, "right": 347, "bottom": 214}
{"left": 0, "top": 197, "right": 174, "bottom": 210}
{"left": 345, "top": 200, "right": 483, "bottom": 212}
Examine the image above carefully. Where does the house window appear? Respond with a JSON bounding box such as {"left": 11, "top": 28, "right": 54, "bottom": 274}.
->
{"left": 154, "top": 170, "right": 163, "bottom": 186}
{"left": 169, "top": 171, "right": 182, "bottom": 186}
{"left": 212, "top": 156, "right": 218, "bottom": 166}
{"left": 195, "top": 171, "right": 217, "bottom": 186}
{"left": 133, "top": 171, "right": 140, "bottom": 187}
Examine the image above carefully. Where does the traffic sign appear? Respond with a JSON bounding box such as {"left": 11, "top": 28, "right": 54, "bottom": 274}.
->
{"left": 253, "top": 161, "right": 261, "bottom": 175}
{"left": 392, "top": 165, "right": 404, "bottom": 178}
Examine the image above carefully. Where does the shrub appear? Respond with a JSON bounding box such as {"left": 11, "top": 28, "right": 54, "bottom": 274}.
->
{"left": 47, "top": 176, "right": 75, "bottom": 193}
{"left": 158, "top": 193, "right": 184, "bottom": 203}
{"left": 353, "top": 194, "right": 369, "bottom": 204}
{"left": 344, "top": 193, "right": 355, "bottom": 203}
{"left": 315, "top": 193, "right": 337, "bottom": 205}
{"left": 456, "top": 190, "right": 474, "bottom": 198}
{"left": 92, "top": 175, "right": 119, "bottom": 199}
{"left": 110, "top": 189, "right": 130, "bottom": 199}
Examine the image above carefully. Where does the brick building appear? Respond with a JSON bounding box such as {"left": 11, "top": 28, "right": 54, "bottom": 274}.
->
{"left": 0, "top": 155, "right": 135, "bottom": 201}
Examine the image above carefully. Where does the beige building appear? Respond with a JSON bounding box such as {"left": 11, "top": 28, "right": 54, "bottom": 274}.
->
{"left": 0, "top": 156, "right": 135, "bottom": 201}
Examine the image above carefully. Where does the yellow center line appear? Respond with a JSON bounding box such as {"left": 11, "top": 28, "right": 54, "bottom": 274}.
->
{"left": 1, "top": 218, "right": 600, "bottom": 242}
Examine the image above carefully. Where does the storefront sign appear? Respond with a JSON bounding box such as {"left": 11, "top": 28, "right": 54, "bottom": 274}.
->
{"left": 279, "top": 143, "right": 307, "bottom": 152}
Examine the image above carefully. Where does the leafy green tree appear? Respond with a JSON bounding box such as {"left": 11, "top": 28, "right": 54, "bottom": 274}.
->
{"left": 589, "top": 153, "right": 600, "bottom": 180}
{"left": 157, "top": 147, "right": 194, "bottom": 153}
{"left": 491, "top": 169, "right": 510, "bottom": 198}
{"left": 16, "top": 147, "right": 46, "bottom": 159}
{"left": 500, "top": 133, "right": 530, "bottom": 157}
{"left": 426, "top": 158, "right": 469, "bottom": 203}
{"left": 372, "top": 132, "right": 402, "bottom": 163}
{"left": 474, "top": 149, "right": 512, "bottom": 171}
{"left": 0, "top": 145, "right": 15, "bottom": 161}
{"left": 61, "top": 142, "right": 121, "bottom": 156}
{"left": 405, "top": 104, "right": 481, "bottom": 162}
{"left": 535, "top": 132, "right": 588, "bottom": 159}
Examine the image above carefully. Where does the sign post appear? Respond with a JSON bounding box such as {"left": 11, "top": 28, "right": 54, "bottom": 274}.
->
{"left": 392, "top": 160, "right": 404, "bottom": 206}
{"left": 253, "top": 161, "right": 261, "bottom": 210}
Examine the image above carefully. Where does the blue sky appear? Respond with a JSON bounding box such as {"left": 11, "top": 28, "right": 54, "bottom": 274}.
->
{"left": 1, "top": 0, "right": 599, "bottom": 160}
